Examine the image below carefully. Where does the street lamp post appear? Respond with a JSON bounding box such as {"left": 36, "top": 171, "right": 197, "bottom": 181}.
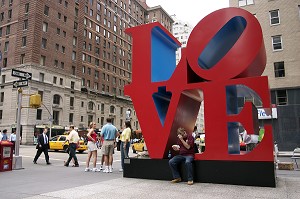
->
{"left": 13, "top": 88, "right": 23, "bottom": 170}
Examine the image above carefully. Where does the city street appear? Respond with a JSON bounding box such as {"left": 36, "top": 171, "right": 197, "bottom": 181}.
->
{"left": 0, "top": 145, "right": 300, "bottom": 199}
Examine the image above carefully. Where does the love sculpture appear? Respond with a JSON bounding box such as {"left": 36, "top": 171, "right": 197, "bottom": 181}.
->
{"left": 124, "top": 8, "right": 276, "bottom": 187}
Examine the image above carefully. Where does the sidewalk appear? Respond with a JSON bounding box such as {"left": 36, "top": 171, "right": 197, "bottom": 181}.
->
{"left": 1, "top": 146, "right": 300, "bottom": 199}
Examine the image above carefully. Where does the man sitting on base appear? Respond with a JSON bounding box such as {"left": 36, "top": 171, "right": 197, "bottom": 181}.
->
{"left": 169, "top": 127, "right": 195, "bottom": 185}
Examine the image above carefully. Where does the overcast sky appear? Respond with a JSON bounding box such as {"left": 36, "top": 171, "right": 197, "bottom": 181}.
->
{"left": 146, "top": 0, "right": 229, "bottom": 27}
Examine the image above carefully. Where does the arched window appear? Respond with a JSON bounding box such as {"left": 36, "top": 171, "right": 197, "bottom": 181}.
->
{"left": 88, "top": 101, "right": 94, "bottom": 110}
{"left": 110, "top": 105, "right": 115, "bottom": 114}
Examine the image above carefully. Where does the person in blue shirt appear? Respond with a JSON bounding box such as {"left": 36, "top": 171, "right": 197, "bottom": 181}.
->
{"left": 100, "top": 118, "right": 118, "bottom": 173}
{"left": 1, "top": 129, "right": 8, "bottom": 141}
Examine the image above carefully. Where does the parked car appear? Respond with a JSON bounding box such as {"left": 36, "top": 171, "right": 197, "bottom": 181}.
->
{"left": 49, "top": 135, "right": 87, "bottom": 153}
{"left": 132, "top": 138, "right": 145, "bottom": 153}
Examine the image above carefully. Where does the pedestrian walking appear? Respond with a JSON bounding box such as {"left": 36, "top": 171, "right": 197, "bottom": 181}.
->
{"left": 85, "top": 122, "right": 100, "bottom": 172}
{"left": 9, "top": 131, "right": 16, "bottom": 153}
{"left": 64, "top": 125, "right": 80, "bottom": 167}
{"left": 100, "top": 118, "right": 118, "bottom": 173}
{"left": 33, "top": 127, "right": 51, "bottom": 165}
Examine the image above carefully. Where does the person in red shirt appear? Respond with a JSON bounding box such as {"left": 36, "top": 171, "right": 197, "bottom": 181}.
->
{"left": 169, "top": 127, "right": 195, "bottom": 185}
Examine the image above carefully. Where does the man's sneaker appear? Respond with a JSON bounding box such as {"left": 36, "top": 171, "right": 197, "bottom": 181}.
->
{"left": 99, "top": 165, "right": 103, "bottom": 170}
{"left": 119, "top": 168, "right": 123, "bottom": 172}
{"left": 108, "top": 167, "right": 113, "bottom": 173}
{"left": 171, "top": 178, "right": 182, "bottom": 183}
{"left": 187, "top": 180, "right": 194, "bottom": 185}
{"left": 103, "top": 168, "right": 108, "bottom": 173}
{"left": 92, "top": 168, "right": 100, "bottom": 172}
{"left": 84, "top": 168, "right": 90, "bottom": 172}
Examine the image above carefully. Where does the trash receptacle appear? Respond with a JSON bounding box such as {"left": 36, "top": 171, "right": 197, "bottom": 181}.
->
{"left": 0, "top": 140, "right": 13, "bottom": 172}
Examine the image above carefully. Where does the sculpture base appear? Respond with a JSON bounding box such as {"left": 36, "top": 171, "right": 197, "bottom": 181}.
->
{"left": 124, "top": 158, "right": 276, "bottom": 187}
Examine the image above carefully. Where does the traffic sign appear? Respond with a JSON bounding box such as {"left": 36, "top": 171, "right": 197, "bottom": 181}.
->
{"left": 11, "top": 69, "right": 32, "bottom": 80}
{"left": 13, "top": 79, "right": 29, "bottom": 88}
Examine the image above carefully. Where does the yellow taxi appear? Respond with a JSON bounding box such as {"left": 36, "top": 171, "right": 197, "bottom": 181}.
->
{"left": 132, "top": 138, "right": 145, "bottom": 153}
{"left": 49, "top": 135, "right": 87, "bottom": 153}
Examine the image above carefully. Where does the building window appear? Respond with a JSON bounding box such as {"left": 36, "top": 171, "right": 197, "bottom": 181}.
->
{"left": 270, "top": 10, "right": 280, "bottom": 25}
{"left": 81, "top": 101, "right": 84, "bottom": 107}
{"left": 274, "top": 61, "right": 285, "bottom": 78}
{"left": 72, "top": 66, "right": 76, "bottom": 75}
{"left": 73, "top": 36, "right": 77, "bottom": 46}
{"left": 88, "top": 101, "right": 94, "bottom": 110}
{"left": 54, "top": 60, "right": 58, "bottom": 67}
{"left": 25, "top": 3, "right": 29, "bottom": 13}
{"left": 53, "top": 76, "right": 57, "bottom": 84}
{"left": 6, "top": 25, "right": 10, "bottom": 35}
{"left": 276, "top": 90, "right": 287, "bottom": 105}
{"left": 70, "top": 97, "right": 74, "bottom": 107}
{"left": 23, "top": 20, "right": 28, "bottom": 30}
{"left": 4, "top": 41, "right": 9, "bottom": 52}
{"left": 74, "top": 22, "right": 78, "bottom": 31}
{"left": 53, "top": 111, "right": 59, "bottom": 125}
{"left": 3, "top": 58, "right": 7, "bottom": 67}
{"left": 101, "top": 117, "right": 104, "bottom": 126}
{"left": 69, "top": 113, "right": 73, "bottom": 123}
{"left": 22, "top": 36, "right": 27, "bottom": 47}
{"left": 71, "top": 81, "right": 75, "bottom": 89}
{"left": 20, "top": 54, "right": 25, "bottom": 64}
{"left": 0, "top": 92, "right": 4, "bottom": 103}
{"left": 41, "top": 38, "right": 47, "bottom": 49}
{"left": 36, "top": 109, "right": 42, "bottom": 120}
{"left": 272, "top": 35, "right": 282, "bottom": 51}
{"left": 238, "top": 0, "right": 254, "bottom": 7}
{"left": 110, "top": 105, "right": 115, "bottom": 114}
{"left": 60, "top": 78, "right": 63, "bottom": 85}
{"left": 8, "top": 9, "right": 12, "bottom": 19}
{"left": 101, "top": 103, "right": 104, "bottom": 114}
{"left": 75, "top": 7, "right": 78, "bottom": 17}
{"left": 44, "top": 5, "right": 49, "bottom": 16}
{"left": 72, "top": 51, "right": 76, "bottom": 60}
{"left": 80, "top": 115, "right": 83, "bottom": 122}
{"left": 53, "top": 94, "right": 60, "bottom": 105}
{"left": 0, "top": 110, "right": 2, "bottom": 120}
{"left": 38, "top": 90, "right": 44, "bottom": 102}
{"left": 39, "top": 73, "right": 44, "bottom": 82}
{"left": 94, "top": 82, "right": 98, "bottom": 90}
{"left": 40, "top": 55, "right": 46, "bottom": 66}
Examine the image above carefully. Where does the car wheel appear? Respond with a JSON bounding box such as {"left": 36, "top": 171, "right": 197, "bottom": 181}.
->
{"left": 78, "top": 150, "right": 84, "bottom": 153}
{"left": 54, "top": 150, "right": 59, "bottom": 152}
{"left": 63, "top": 145, "right": 69, "bottom": 153}
{"left": 132, "top": 146, "right": 136, "bottom": 153}
{"left": 142, "top": 147, "right": 144, "bottom": 151}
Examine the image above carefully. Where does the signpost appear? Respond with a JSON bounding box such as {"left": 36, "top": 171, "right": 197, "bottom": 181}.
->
{"left": 11, "top": 68, "right": 32, "bottom": 170}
